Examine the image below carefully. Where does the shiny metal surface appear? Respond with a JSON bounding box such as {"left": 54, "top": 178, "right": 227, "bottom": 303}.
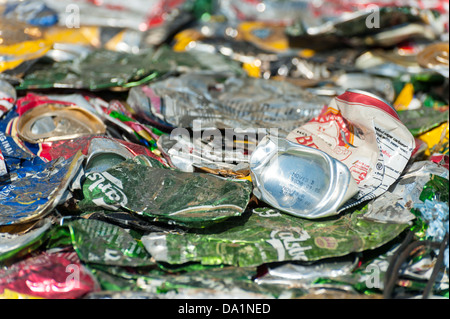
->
{"left": 85, "top": 137, "right": 135, "bottom": 173}
{"left": 250, "top": 136, "right": 359, "bottom": 219}
{"left": 17, "top": 103, "right": 107, "bottom": 144}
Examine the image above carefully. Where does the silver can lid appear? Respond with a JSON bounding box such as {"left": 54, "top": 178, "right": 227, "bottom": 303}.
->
{"left": 250, "top": 135, "right": 359, "bottom": 219}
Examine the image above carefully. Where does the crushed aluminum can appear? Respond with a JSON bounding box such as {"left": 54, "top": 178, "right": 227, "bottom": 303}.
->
{"left": 254, "top": 254, "right": 359, "bottom": 288}
{"left": 158, "top": 132, "right": 250, "bottom": 175}
{"left": 84, "top": 209, "right": 181, "bottom": 233}
{"left": 0, "top": 219, "right": 53, "bottom": 263}
{"left": 333, "top": 73, "right": 396, "bottom": 103}
{"left": 3, "top": 0, "right": 59, "bottom": 27}
{"left": 129, "top": 72, "right": 327, "bottom": 136}
{"left": 287, "top": 89, "right": 416, "bottom": 212}
{"left": 0, "top": 151, "right": 85, "bottom": 226}
{"left": 45, "top": 0, "right": 191, "bottom": 34}
{"left": 250, "top": 135, "right": 359, "bottom": 219}
{"left": 141, "top": 206, "right": 409, "bottom": 267}
{"left": 0, "top": 19, "right": 52, "bottom": 74}
{"left": 16, "top": 103, "right": 107, "bottom": 144}
{"left": 0, "top": 130, "right": 45, "bottom": 176}
{"left": 218, "top": 0, "right": 309, "bottom": 25}
{"left": 79, "top": 155, "right": 253, "bottom": 228}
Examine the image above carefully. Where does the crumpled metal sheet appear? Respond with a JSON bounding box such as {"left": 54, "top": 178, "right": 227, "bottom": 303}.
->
{"left": 0, "top": 151, "right": 85, "bottom": 226}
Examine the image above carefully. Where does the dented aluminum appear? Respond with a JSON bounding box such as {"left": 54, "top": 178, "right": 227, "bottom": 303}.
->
{"left": 0, "top": 79, "right": 16, "bottom": 118}
{"left": 417, "top": 42, "right": 449, "bottom": 78}
{"left": 0, "top": 151, "right": 85, "bottom": 226}
{"left": 16, "top": 103, "right": 106, "bottom": 144}
{"left": 85, "top": 137, "right": 135, "bottom": 174}
{"left": 250, "top": 136, "right": 359, "bottom": 219}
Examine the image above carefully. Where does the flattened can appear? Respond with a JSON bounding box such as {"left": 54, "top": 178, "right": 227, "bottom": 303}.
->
{"left": 250, "top": 136, "right": 359, "bottom": 219}
{"left": 16, "top": 103, "right": 106, "bottom": 144}
{"left": 0, "top": 250, "right": 100, "bottom": 299}
{"left": 0, "top": 151, "right": 85, "bottom": 226}
{"left": 417, "top": 42, "right": 449, "bottom": 78}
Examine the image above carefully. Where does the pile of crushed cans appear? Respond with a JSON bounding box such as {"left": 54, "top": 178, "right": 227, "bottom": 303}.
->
{"left": 0, "top": 0, "right": 448, "bottom": 300}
